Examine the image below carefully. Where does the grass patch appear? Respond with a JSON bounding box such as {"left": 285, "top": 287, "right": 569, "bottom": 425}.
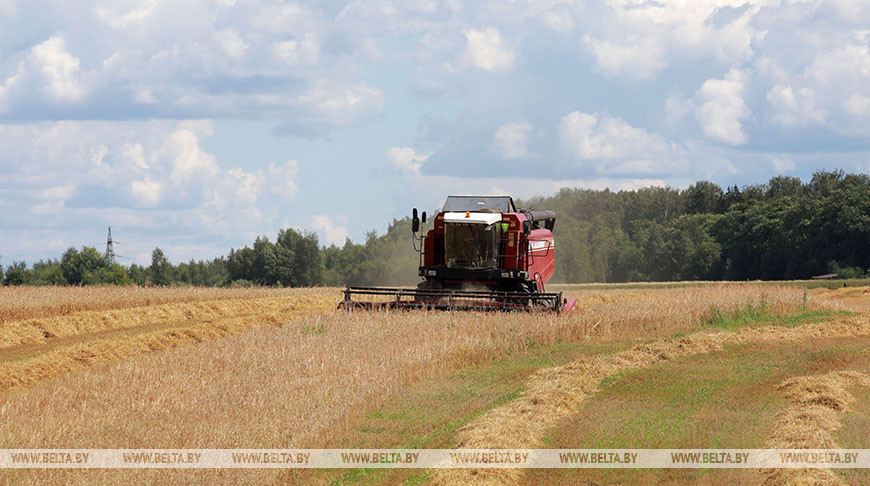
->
{"left": 666, "top": 306, "right": 845, "bottom": 340}
{"left": 704, "top": 304, "right": 845, "bottom": 332}
{"left": 706, "top": 299, "right": 773, "bottom": 330}
{"left": 283, "top": 340, "right": 635, "bottom": 486}
{"left": 526, "top": 336, "right": 870, "bottom": 486}
{"left": 298, "top": 318, "right": 329, "bottom": 336}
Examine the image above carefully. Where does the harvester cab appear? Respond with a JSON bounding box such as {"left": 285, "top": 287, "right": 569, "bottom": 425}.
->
{"left": 339, "top": 195, "right": 576, "bottom": 313}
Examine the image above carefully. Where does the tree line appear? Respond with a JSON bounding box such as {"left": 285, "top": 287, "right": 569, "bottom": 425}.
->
{"left": 2, "top": 170, "right": 868, "bottom": 286}
{"left": 536, "top": 170, "right": 868, "bottom": 282}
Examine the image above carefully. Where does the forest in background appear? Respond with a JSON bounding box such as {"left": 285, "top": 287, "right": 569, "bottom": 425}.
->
{"left": 2, "top": 170, "right": 868, "bottom": 287}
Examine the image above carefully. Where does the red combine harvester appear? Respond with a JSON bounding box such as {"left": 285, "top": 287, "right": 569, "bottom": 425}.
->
{"left": 339, "top": 195, "right": 576, "bottom": 313}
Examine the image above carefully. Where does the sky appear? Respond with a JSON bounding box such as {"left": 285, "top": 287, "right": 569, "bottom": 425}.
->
{"left": 0, "top": 0, "right": 869, "bottom": 266}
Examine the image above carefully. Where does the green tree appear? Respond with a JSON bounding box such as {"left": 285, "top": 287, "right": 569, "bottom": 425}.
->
{"left": 766, "top": 176, "right": 803, "bottom": 199}
{"left": 683, "top": 181, "right": 724, "bottom": 214}
{"left": 741, "top": 184, "right": 767, "bottom": 202}
{"left": 720, "top": 185, "right": 744, "bottom": 212}
{"left": 150, "top": 247, "right": 172, "bottom": 286}
{"left": 4, "top": 261, "right": 27, "bottom": 286}
{"left": 277, "top": 228, "right": 323, "bottom": 286}
{"left": 84, "top": 264, "right": 133, "bottom": 285}
{"left": 61, "top": 247, "right": 108, "bottom": 285}
{"left": 201, "top": 257, "right": 230, "bottom": 286}
{"left": 30, "top": 259, "right": 66, "bottom": 285}
{"left": 127, "top": 264, "right": 148, "bottom": 285}
{"left": 671, "top": 214, "right": 723, "bottom": 280}
{"left": 60, "top": 247, "right": 83, "bottom": 284}
{"left": 227, "top": 247, "right": 257, "bottom": 283}
{"left": 808, "top": 169, "right": 845, "bottom": 196}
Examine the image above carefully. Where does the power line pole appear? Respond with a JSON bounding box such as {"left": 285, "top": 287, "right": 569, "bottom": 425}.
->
{"left": 105, "top": 227, "right": 116, "bottom": 264}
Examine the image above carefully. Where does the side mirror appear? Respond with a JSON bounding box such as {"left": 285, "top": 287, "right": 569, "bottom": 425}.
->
{"left": 522, "top": 220, "right": 532, "bottom": 235}
{"left": 421, "top": 211, "right": 427, "bottom": 223}
{"left": 412, "top": 208, "right": 420, "bottom": 233}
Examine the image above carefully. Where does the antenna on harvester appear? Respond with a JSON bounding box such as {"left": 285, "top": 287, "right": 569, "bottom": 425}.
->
{"left": 105, "top": 227, "right": 116, "bottom": 264}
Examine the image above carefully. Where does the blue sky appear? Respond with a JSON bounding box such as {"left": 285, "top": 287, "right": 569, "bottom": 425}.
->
{"left": 1, "top": 0, "right": 868, "bottom": 265}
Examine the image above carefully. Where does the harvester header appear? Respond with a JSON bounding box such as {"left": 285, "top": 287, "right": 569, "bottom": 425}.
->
{"left": 339, "top": 195, "right": 575, "bottom": 313}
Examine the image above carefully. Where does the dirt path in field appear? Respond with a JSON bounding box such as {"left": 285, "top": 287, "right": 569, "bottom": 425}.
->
{"left": 761, "top": 370, "right": 870, "bottom": 485}
{"left": 430, "top": 312, "right": 870, "bottom": 485}
{"left": 0, "top": 293, "right": 337, "bottom": 392}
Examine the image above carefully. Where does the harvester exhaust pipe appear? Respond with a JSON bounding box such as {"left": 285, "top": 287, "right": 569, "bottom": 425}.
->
{"left": 522, "top": 209, "right": 556, "bottom": 231}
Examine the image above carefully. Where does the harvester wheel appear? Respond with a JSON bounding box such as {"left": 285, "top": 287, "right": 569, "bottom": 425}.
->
{"left": 414, "top": 280, "right": 444, "bottom": 303}
{"left": 503, "top": 282, "right": 533, "bottom": 308}
{"left": 539, "top": 297, "right": 557, "bottom": 311}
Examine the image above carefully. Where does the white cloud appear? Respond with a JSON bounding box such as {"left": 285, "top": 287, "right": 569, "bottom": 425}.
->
{"left": 746, "top": 21, "right": 870, "bottom": 135}
{"left": 131, "top": 178, "right": 163, "bottom": 207}
{"left": 539, "top": 9, "right": 574, "bottom": 34}
{"left": 167, "top": 127, "right": 219, "bottom": 184}
{"left": 0, "top": 1, "right": 372, "bottom": 132}
{"left": 845, "top": 94, "right": 870, "bottom": 117}
{"left": 771, "top": 157, "right": 796, "bottom": 173}
{"left": 766, "top": 84, "right": 827, "bottom": 126}
{"left": 0, "top": 120, "right": 283, "bottom": 253}
{"left": 207, "top": 167, "right": 261, "bottom": 214}
{"left": 665, "top": 95, "right": 693, "bottom": 123}
{"left": 38, "top": 184, "right": 76, "bottom": 200}
{"left": 250, "top": 2, "right": 321, "bottom": 35}
{"left": 297, "top": 81, "right": 384, "bottom": 126}
{"left": 273, "top": 34, "right": 320, "bottom": 66}
{"left": 695, "top": 68, "right": 751, "bottom": 145}
{"left": 578, "top": 0, "right": 756, "bottom": 82}
{"left": 265, "top": 160, "right": 300, "bottom": 200}
{"left": 582, "top": 35, "right": 666, "bottom": 79}
{"left": 559, "top": 111, "right": 672, "bottom": 161}
{"left": 93, "top": 1, "right": 158, "bottom": 30}
{"left": 0, "top": 63, "right": 24, "bottom": 111}
{"left": 91, "top": 143, "right": 109, "bottom": 166}
{"left": 0, "top": 121, "right": 292, "bottom": 264}
{"left": 311, "top": 214, "right": 349, "bottom": 246}
{"left": 493, "top": 119, "right": 535, "bottom": 159}
{"left": 559, "top": 111, "right": 612, "bottom": 160}
{"left": 555, "top": 110, "right": 744, "bottom": 179}
{"left": 29, "top": 37, "right": 86, "bottom": 101}
{"left": 133, "top": 87, "right": 158, "bottom": 104}
{"left": 805, "top": 42, "right": 870, "bottom": 89}
{"left": 122, "top": 142, "right": 149, "bottom": 169}
{"left": 595, "top": 160, "right": 660, "bottom": 175}
{"left": 0, "top": 0, "right": 19, "bottom": 15}
{"left": 386, "top": 147, "right": 429, "bottom": 175}
{"left": 30, "top": 199, "right": 65, "bottom": 216}
{"left": 464, "top": 28, "right": 515, "bottom": 72}
{"left": 754, "top": 55, "right": 790, "bottom": 84}
{"left": 214, "top": 29, "right": 249, "bottom": 60}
